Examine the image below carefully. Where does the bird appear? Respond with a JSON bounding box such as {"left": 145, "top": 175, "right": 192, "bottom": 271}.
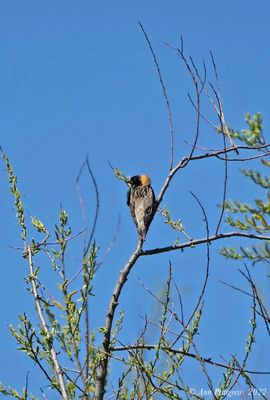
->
{"left": 127, "top": 175, "right": 155, "bottom": 240}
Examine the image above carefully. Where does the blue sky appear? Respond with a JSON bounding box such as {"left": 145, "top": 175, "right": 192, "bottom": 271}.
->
{"left": 1, "top": 1, "right": 270, "bottom": 397}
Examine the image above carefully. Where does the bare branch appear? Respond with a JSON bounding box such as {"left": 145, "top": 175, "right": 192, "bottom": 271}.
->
{"left": 210, "top": 52, "right": 239, "bottom": 154}
{"left": 96, "top": 215, "right": 121, "bottom": 271}
{"left": 95, "top": 237, "right": 144, "bottom": 399}
{"left": 176, "top": 45, "right": 201, "bottom": 162}
{"left": 138, "top": 21, "right": 175, "bottom": 170}
{"left": 76, "top": 156, "right": 100, "bottom": 382}
{"left": 171, "top": 191, "right": 210, "bottom": 347}
{"left": 76, "top": 156, "right": 100, "bottom": 257}
{"left": 225, "top": 266, "right": 258, "bottom": 395}
{"left": 111, "top": 345, "right": 270, "bottom": 375}
{"left": 154, "top": 143, "right": 270, "bottom": 219}
{"left": 239, "top": 266, "right": 270, "bottom": 335}
{"left": 215, "top": 95, "right": 229, "bottom": 235}
{"left": 220, "top": 277, "right": 270, "bottom": 330}
{"left": 216, "top": 151, "right": 270, "bottom": 161}
{"left": 172, "top": 277, "right": 184, "bottom": 324}
{"left": 142, "top": 231, "right": 270, "bottom": 256}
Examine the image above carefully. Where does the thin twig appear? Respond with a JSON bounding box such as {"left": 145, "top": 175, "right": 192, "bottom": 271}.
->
{"left": 40, "top": 387, "right": 48, "bottom": 400}
{"left": 172, "top": 277, "right": 184, "bottom": 324}
{"left": 142, "top": 231, "right": 270, "bottom": 256}
{"left": 24, "top": 371, "right": 30, "bottom": 400}
{"left": 177, "top": 42, "right": 202, "bottom": 163}
{"left": 210, "top": 51, "right": 239, "bottom": 154}
{"left": 111, "top": 345, "right": 270, "bottom": 375}
{"left": 138, "top": 281, "right": 184, "bottom": 337}
{"left": 62, "top": 370, "right": 85, "bottom": 394}
{"left": 96, "top": 215, "right": 121, "bottom": 270}
{"left": 61, "top": 281, "right": 88, "bottom": 392}
{"left": 27, "top": 246, "right": 68, "bottom": 400}
{"left": 190, "top": 341, "right": 216, "bottom": 398}
{"left": 124, "top": 346, "right": 187, "bottom": 399}
{"left": 220, "top": 277, "right": 270, "bottom": 325}
{"left": 23, "top": 321, "right": 55, "bottom": 388}
{"left": 76, "top": 156, "right": 100, "bottom": 257}
{"left": 216, "top": 151, "right": 270, "bottom": 161}
{"left": 225, "top": 266, "right": 258, "bottom": 395}
{"left": 171, "top": 191, "right": 210, "bottom": 347}
{"left": 219, "top": 280, "right": 252, "bottom": 298}
{"left": 76, "top": 156, "right": 100, "bottom": 382}
{"left": 84, "top": 157, "right": 99, "bottom": 255}
{"left": 215, "top": 87, "right": 228, "bottom": 234}
{"left": 139, "top": 21, "right": 175, "bottom": 170}
{"left": 184, "top": 142, "right": 270, "bottom": 154}
{"left": 239, "top": 267, "right": 270, "bottom": 335}
{"left": 151, "top": 143, "right": 270, "bottom": 231}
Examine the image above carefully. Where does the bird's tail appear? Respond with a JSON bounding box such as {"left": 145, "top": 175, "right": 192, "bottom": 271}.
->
{"left": 138, "top": 225, "right": 146, "bottom": 241}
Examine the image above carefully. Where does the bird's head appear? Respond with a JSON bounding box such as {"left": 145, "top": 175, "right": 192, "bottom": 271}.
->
{"left": 129, "top": 175, "right": 151, "bottom": 187}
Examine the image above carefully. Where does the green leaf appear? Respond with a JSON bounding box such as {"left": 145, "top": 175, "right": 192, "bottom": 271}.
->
{"left": 31, "top": 216, "right": 48, "bottom": 233}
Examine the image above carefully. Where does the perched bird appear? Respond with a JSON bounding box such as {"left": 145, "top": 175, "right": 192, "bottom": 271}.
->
{"left": 127, "top": 175, "right": 155, "bottom": 239}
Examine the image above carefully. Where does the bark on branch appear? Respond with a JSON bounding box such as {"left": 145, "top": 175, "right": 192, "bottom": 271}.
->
{"left": 94, "top": 238, "right": 143, "bottom": 399}
{"left": 27, "top": 246, "right": 68, "bottom": 399}
{"left": 142, "top": 231, "right": 270, "bottom": 256}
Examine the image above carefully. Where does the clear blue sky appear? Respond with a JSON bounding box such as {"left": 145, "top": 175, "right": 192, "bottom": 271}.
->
{"left": 1, "top": 1, "right": 270, "bottom": 397}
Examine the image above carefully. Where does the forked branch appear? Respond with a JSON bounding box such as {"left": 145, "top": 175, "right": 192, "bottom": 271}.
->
{"left": 94, "top": 238, "right": 143, "bottom": 399}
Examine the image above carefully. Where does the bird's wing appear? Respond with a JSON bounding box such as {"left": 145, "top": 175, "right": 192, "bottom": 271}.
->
{"left": 127, "top": 189, "right": 131, "bottom": 206}
{"left": 143, "top": 188, "right": 155, "bottom": 219}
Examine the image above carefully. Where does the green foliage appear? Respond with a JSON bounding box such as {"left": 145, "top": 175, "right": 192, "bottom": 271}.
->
{"left": 221, "top": 113, "right": 270, "bottom": 263}
{"left": 2, "top": 124, "right": 267, "bottom": 398}
{"left": 159, "top": 205, "right": 192, "bottom": 240}
{"left": 111, "top": 310, "right": 125, "bottom": 346}
{"left": 31, "top": 217, "right": 48, "bottom": 234}
{"left": 111, "top": 166, "right": 130, "bottom": 186}
{"left": 0, "top": 382, "right": 36, "bottom": 400}
{"left": 9, "top": 314, "right": 40, "bottom": 362}
{"left": 1, "top": 147, "right": 27, "bottom": 241}
{"left": 4, "top": 208, "right": 100, "bottom": 398}
{"left": 215, "top": 296, "right": 257, "bottom": 400}
{"left": 1, "top": 148, "right": 102, "bottom": 398}
{"left": 228, "top": 112, "right": 263, "bottom": 147}
{"left": 215, "top": 358, "right": 237, "bottom": 400}
{"left": 54, "top": 207, "right": 71, "bottom": 256}
{"left": 115, "top": 266, "right": 206, "bottom": 399}
{"left": 241, "top": 169, "right": 270, "bottom": 189}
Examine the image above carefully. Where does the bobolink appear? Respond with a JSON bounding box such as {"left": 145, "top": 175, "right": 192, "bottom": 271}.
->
{"left": 127, "top": 175, "right": 155, "bottom": 239}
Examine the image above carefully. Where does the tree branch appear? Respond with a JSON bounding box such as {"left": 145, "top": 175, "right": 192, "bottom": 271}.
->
{"left": 94, "top": 238, "right": 144, "bottom": 399}
{"left": 142, "top": 231, "right": 270, "bottom": 256}
{"left": 139, "top": 21, "right": 175, "bottom": 171}
{"left": 27, "top": 246, "right": 68, "bottom": 400}
{"left": 153, "top": 143, "right": 270, "bottom": 216}
{"left": 171, "top": 191, "right": 210, "bottom": 347}
{"left": 111, "top": 344, "right": 270, "bottom": 375}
